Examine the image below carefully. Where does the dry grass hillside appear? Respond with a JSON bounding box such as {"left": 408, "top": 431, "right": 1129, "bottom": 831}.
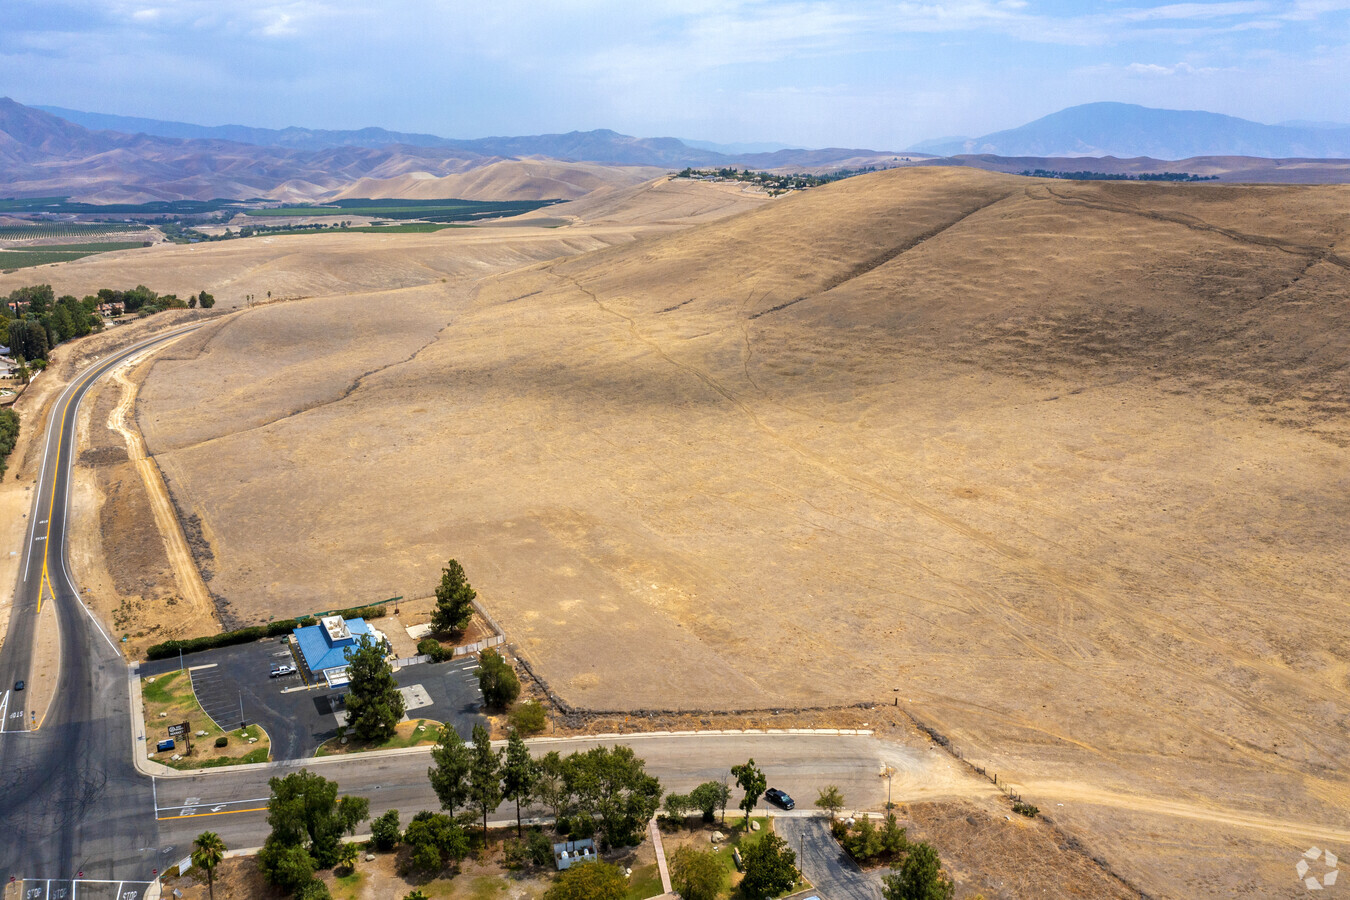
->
{"left": 329, "top": 159, "right": 666, "bottom": 201}
{"left": 130, "top": 167, "right": 1349, "bottom": 897}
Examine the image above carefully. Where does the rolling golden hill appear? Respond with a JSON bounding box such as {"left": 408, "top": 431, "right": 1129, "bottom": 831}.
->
{"left": 113, "top": 167, "right": 1350, "bottom": 896}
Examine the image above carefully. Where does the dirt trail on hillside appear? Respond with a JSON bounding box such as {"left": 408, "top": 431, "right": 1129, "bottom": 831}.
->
{"left": 106, "top": 350, "right": 217, "bottom": 630}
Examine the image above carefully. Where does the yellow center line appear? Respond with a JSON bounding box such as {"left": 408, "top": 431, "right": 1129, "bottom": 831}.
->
{"left": 156, "top": 806, "right": 269, "bottom": 821}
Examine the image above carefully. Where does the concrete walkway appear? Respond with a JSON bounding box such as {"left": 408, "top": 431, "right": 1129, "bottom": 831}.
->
{"left": 649, "top": 816, "right": 674, "bottom": 894}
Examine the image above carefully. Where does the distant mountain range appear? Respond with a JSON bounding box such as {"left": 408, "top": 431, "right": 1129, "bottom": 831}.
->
{"left": 8, "top": 97, "right": 1350, "bottom": 205}
{"left": 33, "top": 104, "right": 843, "bottom": 168}
{"left": 0, "top": 99, "right": 912, "bottom": 202}
{"left": 910, "top": 102, "right": 1350, "bottom": 159}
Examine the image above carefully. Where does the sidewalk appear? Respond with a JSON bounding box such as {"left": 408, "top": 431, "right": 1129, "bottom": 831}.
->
{"left": 649, "top": 816, "right": 673, "bottom": 895}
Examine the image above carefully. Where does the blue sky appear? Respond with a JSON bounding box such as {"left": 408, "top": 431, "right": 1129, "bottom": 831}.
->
{"left": 3, "top": 1, "right": 1349, "bottom": 148}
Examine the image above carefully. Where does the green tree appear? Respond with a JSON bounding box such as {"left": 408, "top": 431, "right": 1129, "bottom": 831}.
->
{"left": 565, "top": 745, "right": 662, "bottom": 849}
{"left": 371, "top": 808, "right": 401, "bottom": 850}
{"left": 845, "top": 816, "right": 882, "bottom": 862}
{"left": 502, "top": 729, "right": 539, "bottom": 836}
{"left": 689, "top": 780, "right": 729, "bottom": 824}
{"left": 536, "top": 750, "right": 570, "bottom": 821}
{"left": 469, "top": 723, "right": 503, "bottom": 841}
{"left": 881, "top": 812, "right": 908, "bottom": 855}
{"left": 259, "top": 769, "right": 367, "bottom": 874}
{"left": 663, "top": 792, "right": 691, "bottom": 823}
{"left": 431, "top": 559, "right": 476, "bottom": 634}
{"left": 428, "top": 724, "right": 472, "bottom": 815}
{"left": 257, "top": 843, "right": 316, "bottom": 894}
{"left": 670, "top": 845, "right": 724, "bottom": 900}
{"left": 815, "top": 785, "right": 845, "bottom": 821}
{"left": 477, "top": 648, "right": 521, "bottom": 710}
{"left": 741, "top": 831, "right": 798, "bottom": 898}
{"left": 731, "top": 759, "right": 766, "bottom": 828}
{"left": 881, "top": 841, "right": 954, "bottom": 900}
{"left": 0, "top": 408, "right": 20, "bottom": 480}
{"left": 198, "top": 290, "right": 215, "bottom": 308}
{"left": 7, "top": 319, "right": 48, "bottom": 362}
{"left": 543, "top": 860, "right": 627, "bottom": 900}
{"left": 337, "top": 841, "right": 360, "bottom": 873}
{"left": 403, "top": 810, "right": 469, "bottom": 874}
{"left": 191, "top": 831, "right": 226, "bottom": 900}
{"left": 344, "top": 633, "right": 404, "bottom": 743}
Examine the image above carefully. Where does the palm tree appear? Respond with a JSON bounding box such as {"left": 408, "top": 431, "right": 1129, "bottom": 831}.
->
{"left": 191, "top": 831, "right": 227, "bottom": 900}
{"left": 338, "top": 840, "right": 361, "bottom": 874}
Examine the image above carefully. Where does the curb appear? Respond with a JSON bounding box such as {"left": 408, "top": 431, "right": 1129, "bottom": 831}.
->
{"left": 133, "top": 726, "right": 877, "bottom": 779}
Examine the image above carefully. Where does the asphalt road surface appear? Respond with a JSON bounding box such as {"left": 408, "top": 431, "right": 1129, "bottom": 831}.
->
{"left": 139, "top": 643, "right": 486, "bottom": 760}
{"left": 778, "top": 816, "right": 884, "bottom": 900}
{"left": 0, "top": 336, "right": 907, "bottom": 886}
{"left": 0, "top": 327, "right": 201, "bottom": 885}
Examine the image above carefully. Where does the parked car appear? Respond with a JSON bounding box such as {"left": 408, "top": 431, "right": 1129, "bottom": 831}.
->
{"left": 765, "top": 788, "right": 795, "bottom": 810}
{"left": 269, "top": 664, "right": 296, "bottom": 678}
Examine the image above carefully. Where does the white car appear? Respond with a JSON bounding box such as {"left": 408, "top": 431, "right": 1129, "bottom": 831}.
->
{"left": 269, "top": 664, "right": 296, "bottom": 678}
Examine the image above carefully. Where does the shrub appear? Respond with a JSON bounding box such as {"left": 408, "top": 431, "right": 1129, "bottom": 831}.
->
{"left": 294, "top": 880, "right": 331, "bottom": 900}
{"left": 214, "top": 736, "right": 228, "bottom": 748}
{"left": 509, "top": 700, "right": 547, "bottom": 734}
{"left": 553, "top": 815, "right": 570, "bottom": 837}
{"left": 569, "top": 812, "right": 595, "bottom": 840}
{"left": 416, "top": 637, "right": 448, "bottom": 661}
{"left": 527, "top": 828, "right": 554, "bottom": 866}
{"left": 831, "top": 819, "right": 849, "bottom": 842}
{"left": 502, "top": 838, "right": 527, "bottom": 869}
{"left": 1012, "top": 801, "right": 1039, "bottom": 818}
{"left": 146, "top": 604, "right": 387, "bottom": 659}
{"left": 371, "top": 809, "right": 401, "bottom": 851}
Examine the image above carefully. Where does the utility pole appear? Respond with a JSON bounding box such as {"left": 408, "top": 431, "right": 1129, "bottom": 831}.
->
{"left": 239, "top": 692, "right": 245, "bottom": 731}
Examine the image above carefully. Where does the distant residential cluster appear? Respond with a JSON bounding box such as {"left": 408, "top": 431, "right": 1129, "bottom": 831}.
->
{"left": 0, "top": 283, "right": 214, "bottom": 376}
{"left": 675, "top": 166, "right": 879, "bottom": 195}
{"left": 1019, "top": 169, "right": 1220, "bottom": 182}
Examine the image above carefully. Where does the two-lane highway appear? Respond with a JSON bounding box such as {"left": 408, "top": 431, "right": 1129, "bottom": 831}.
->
{"left": 0, "top": 327, "right": 201, "bottom": 883}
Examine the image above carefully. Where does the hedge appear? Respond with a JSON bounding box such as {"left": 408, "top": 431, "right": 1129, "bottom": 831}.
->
{"left": 146, "top": 604, "right": 388, "bottom": 660}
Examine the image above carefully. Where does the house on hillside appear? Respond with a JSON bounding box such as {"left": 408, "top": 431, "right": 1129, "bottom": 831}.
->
{"left": 292, "top": 615, "right": 390, "bottom": 687}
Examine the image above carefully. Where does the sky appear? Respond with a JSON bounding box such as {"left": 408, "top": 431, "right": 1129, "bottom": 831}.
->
{"left": 3, "top": 0, "right": 1350, "bottom": 149}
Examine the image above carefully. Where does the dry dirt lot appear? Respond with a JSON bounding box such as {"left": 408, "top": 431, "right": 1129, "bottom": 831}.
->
{"left": 29, "top": 169, "right": 1350, "bottom": 896}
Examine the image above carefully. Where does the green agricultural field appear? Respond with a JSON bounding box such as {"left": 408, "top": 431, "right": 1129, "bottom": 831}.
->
{"left": 0, "top": 223, "right": 150, "bottom": 239}
{"left": 245, "top": 197, "right": 559, "bottom": 221}
{"left": 0, "top": 242, "right": 147, "bottom": 270}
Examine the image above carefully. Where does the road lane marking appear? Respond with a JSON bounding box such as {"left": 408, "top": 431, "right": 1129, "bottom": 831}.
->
{"left": 157, "top": 806, "right": 269, "bottom": 820}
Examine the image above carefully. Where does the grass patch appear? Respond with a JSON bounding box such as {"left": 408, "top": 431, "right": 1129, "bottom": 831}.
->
{"left": 140, "top": 670, "right": 271, "bottom": 769}
{"left": 314, "top": 718, "right": 441, "bottom": 756}
{"left": 625, "top": 862, "right": 664, "bottom": 899}
{"left": 330, "top": 869, "right": 366, "bottom": 900}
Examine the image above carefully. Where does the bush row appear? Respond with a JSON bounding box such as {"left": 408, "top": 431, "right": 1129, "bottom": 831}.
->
{"left": 145, "top": 604, "right": 387, "bottom": 660}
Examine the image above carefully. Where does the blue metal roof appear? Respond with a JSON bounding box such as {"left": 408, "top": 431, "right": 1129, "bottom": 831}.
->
{"left": 293, "top": 617, "right": 373, "bottom": 673}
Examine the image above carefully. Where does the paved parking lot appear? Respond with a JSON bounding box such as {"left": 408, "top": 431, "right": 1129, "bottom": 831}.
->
{"left": 139, "top": 638, "right": 486, "bottom": 759}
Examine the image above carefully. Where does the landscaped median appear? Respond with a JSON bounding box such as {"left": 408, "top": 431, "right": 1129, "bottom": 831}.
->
{"left": 313, "top": 717, "right": 441, "bottom": 757}
{"left": 140, "top": 669, "right": 271, "bottom": 769}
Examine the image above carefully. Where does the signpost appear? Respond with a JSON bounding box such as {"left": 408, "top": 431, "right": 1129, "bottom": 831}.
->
{"left": 168, "top": 721, "right": 192, "bottom": 754}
